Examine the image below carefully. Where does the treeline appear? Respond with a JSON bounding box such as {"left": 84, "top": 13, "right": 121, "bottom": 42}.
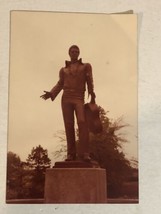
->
{"left": 7, "top": 107, "right": 138, "bottom": 199}
{"left": 6, "top": 145, "right": 51, "bottom": 199}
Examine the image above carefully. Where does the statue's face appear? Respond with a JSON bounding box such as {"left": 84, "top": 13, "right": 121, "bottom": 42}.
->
{"left": 69, "top": 48, "right": 80, "bottom": 61}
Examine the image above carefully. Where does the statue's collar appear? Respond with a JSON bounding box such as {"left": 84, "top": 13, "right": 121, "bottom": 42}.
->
{"left": 65, "top": 58, "right": 83, "bottom": 67}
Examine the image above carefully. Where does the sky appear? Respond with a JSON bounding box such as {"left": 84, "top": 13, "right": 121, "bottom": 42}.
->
{"left": 8, "top": 11, "right": 137, "bottom": 164}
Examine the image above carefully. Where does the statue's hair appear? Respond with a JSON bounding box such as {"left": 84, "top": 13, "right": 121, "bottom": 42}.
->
{"left": 69, "top": 45, "right": 80, "bottom": 52}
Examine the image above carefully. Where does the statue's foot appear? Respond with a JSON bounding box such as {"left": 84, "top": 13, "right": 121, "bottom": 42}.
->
{"left": 82, "top": 153, "right": 92, "bottom": 162}
{"left": 65, "top": 154, "right": 76, "bottom": 161}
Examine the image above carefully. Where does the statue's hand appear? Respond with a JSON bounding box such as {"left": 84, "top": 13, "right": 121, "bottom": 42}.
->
{"left": 40, "top": 91, "right": 52, "bottom": 100}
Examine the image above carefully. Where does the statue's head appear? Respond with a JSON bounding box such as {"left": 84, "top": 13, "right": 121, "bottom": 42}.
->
{"left": 68, "top": 45, "right": 80, "bottom": 61}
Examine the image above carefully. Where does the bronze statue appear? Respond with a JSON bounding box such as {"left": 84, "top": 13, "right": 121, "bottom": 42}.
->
{"left": 40, "top": 45, "right": 96, "bottom": 162}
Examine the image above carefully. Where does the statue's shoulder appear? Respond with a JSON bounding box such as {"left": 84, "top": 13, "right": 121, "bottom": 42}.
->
{"left": 79, "top": 58, "right": 91, "bottom": 66}
{"left": 59, "top": 67, "right": 65, "bottom": 76}
{"left": 84, "top": 62, "right": 92, "bottom": 70}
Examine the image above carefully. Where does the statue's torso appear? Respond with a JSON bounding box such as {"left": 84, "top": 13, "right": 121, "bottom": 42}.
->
{"left": 63, "top": 62, "right": 87, "bottom": 92}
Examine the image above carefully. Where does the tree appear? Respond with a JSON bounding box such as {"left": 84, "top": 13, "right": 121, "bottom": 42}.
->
{"left": 52, "top": 130, "right": 67, "bottom": 161}
{"left": 26, "top": 145, "right": 51, "bottom": 198}
{"left": 6, "top": 152, "right": 23, "bottom": 199}
{"left": 89, "top": 107, "right": 134, "bottom": 197}
{"left": 26, "top": 145, "right": 51, "bottom": 171}
{"left": 6, "top": 146, "right": 51, "bottom": 200}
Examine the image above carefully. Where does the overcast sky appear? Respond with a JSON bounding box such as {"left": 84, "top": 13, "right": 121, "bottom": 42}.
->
{"left": 8, "top": 11, "right": 137, "bottom": 164}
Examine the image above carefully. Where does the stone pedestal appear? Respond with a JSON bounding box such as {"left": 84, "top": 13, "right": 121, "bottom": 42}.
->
{"left": 44, "top": 167, "right": 107, "bottom": 203}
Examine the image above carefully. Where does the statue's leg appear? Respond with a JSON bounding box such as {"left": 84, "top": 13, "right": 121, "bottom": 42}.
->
{"left": 75, "top": 100, "right": 90, "bottom": 160}
{"left": 61, "top": 98, "right": 76, "bottom": 160}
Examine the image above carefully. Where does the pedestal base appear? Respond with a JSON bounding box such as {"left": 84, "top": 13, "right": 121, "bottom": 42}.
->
{"left": 44, "top": 168, "right": 107, "bottom": 203}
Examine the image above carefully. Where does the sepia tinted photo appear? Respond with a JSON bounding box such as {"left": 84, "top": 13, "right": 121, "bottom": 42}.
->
{"left": 7, "top": 11, "right": 138, "bottom": 203}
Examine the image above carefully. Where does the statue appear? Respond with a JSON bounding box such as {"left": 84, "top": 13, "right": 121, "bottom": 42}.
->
{"left": 40, "top": 45, "right": 96, "bottom": 162}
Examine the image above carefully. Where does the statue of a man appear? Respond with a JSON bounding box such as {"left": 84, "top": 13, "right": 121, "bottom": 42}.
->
{"left": 40, "top": 45, "right": 96, "bottom": 162}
